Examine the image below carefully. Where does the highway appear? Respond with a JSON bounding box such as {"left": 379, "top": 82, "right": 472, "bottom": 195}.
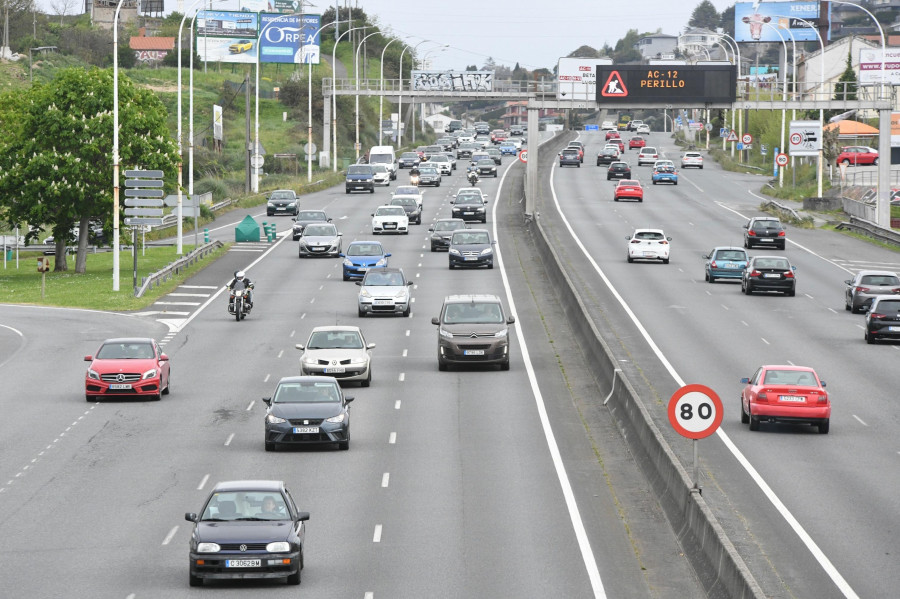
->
{"left": 0, "top": 136, "right": 706, "bottom": 598}
{"left": 540, "top": 125, "right": 900, "bottom": 599}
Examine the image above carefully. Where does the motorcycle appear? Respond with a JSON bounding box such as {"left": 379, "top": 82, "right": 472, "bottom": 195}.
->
{"left": 227, "top": 280, "right": 254, "bottom": 321}
{"left": 467, "top": 169, "right": 479, "bottom": 186}
{"left": 409, "top": 173, "right": 420, "bottom": 186}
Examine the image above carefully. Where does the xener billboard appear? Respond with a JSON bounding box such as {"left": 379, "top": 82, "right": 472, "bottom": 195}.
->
{"left": 595, "top": 65, "right": 736, "bottom": 105}
{"left": 734, "top": 2, "right": 831, "bottom": 43}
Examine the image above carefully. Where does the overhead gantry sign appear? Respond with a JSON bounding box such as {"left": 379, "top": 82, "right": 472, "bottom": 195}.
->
{"left": 596, "top": 65, "right": 737, "bottom": 107}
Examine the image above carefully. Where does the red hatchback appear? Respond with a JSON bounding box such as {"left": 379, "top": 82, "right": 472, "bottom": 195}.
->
{"left": 740, "top": 365, "right": 830, "bottom": 434}
{"left": 605, "top": 130, "right": 621, "bottom": 141}
{"left": 85, "top": 337, "right": 171, "bottom": 401}
{"left": 614, "top": 179, "right": 643, "bottom": 202}
{"left": 628, "top": 136, "right": 646, "bottom": 150}
{"left": 836, "top": 146, "right": 878, "bottom": 166}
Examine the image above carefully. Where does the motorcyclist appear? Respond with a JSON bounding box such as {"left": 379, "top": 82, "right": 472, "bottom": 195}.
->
{"left": 466, "top": 164, "right": 479, "bottom": 185}
{"left": 227, "top": 270, "right": 254, "bottom": 308}
{"left": 409, "top": 164, "right": 421, "bottom": 186}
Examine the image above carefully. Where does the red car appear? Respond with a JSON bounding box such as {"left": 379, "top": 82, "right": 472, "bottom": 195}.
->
{"left": 85, "top": 337, "right": 171, "bottom": 401}
{"left": 740, "top": 365, "right": 830, "bottom": 434}
{"left": 614, "top": 179, "right": 643, "bottom": 202}
{"left": 628, "top": 136, "right": 646, "bottom": 150}
{"left": 605, "top": 130, "right": 621, "bottom": 141}
{"left": 609, "top": 138, "right": 625, "bottom": 153}
{"left": 836, "top": 146, "right": 878, "bottom": 166}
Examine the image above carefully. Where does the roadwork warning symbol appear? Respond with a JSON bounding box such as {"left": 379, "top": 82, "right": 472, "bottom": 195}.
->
{"left": 601, "top": 71, "right": 628, "bottom": 97}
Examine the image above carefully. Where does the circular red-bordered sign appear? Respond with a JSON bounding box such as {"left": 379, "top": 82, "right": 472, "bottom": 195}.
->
{"left": 775, "top": 153, "right": 788, "bottom": 167}
{"left": 519, "top": 150, "right": 528, "bottom": 164}
{"left": 789, "top": 132, "right": 803, "bottom": 146}
{"left": 741, "top": 133, "right": 753, "bottom": 145}
{"left": 667, "top": 384, "right": 724, "bottom": 440}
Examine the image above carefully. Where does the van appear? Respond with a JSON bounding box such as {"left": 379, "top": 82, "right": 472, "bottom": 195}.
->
{"left": 367, "top": 145, "right": 397, "bottom": 180}
{"left": 431, "top": 294, "right": 515, "bottom": 371}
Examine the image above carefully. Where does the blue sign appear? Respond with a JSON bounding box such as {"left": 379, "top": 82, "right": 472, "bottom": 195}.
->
{"left": 259, "top": 13, "right": 321, "bottom": 64}
{"left": 585, "top": 124, "right": 599, "bottom": 131}
{"left": 736, "top": 142, "right": 744, "bottom": 151}
{"left": 734, "top": 2, "right": 831, "bottom": 43}
{"left": 720, "top": 127, "right": 728, "bottom": 137}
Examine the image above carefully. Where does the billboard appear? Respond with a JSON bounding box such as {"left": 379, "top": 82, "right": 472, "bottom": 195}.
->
{"left": 595, "top": 65, "right": 736, "bottom": 105}
{"left": 411, "top": 71, "right": 494, "bottom": 92}
{"left": 197, "top": 11, "right": 321, "bottom": 64}
{"left": 892, "top": 112, "right": 900, "bottom": 148}
{"left": 556, "top": 57, "right": 613, "bottom": 100}
{"left": 859, "top": 48, "right": 900, "bottom": 86}
{"left": 259, "top": 13, "right": 321, "bottom": 64}
{"left": 734, "top": 2, "right": 831, "bottom": 43}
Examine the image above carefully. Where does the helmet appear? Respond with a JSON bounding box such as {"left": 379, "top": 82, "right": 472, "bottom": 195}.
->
{"left": 235, "top": 271, "right": 245, "bottom": 280}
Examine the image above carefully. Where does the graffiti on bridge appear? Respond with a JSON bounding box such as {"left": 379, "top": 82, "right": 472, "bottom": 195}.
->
{"left": 411, "top": 70, "right": 494, "bottom": 92}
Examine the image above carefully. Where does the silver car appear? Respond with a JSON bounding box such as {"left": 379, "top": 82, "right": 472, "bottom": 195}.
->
{"left": 844, "top": 270, "right": 900, "bottom": 313}
{"left": 296, "top": 326, "right": 375, "bottom": 386}
{"left": 357, "top": 267, "right": 412, "bottom": 317}
{"left": 298, "top": 223, "right": 342, "bottom": 258}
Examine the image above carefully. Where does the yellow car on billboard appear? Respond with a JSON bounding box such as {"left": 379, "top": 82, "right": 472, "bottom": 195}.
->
{"left": 229, "top": 40, "right": 253, "bottom": 54}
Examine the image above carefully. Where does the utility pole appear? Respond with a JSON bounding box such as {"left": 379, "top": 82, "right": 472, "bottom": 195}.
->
{"left": 245, "top": 74, "right": 251, "bottom": 193}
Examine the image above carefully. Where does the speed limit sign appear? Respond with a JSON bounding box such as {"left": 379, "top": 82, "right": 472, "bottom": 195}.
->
{"left": 775, "top": 153, "right": 788, "bottom": 167}
{"left": 741, "top": 133, "right": 753, "bottom": 145}
{"left": 519, "top": 150, "right": 528, "bottom": 164}
{"left": 668, "top": 384, "right": 723, "bottom": 440}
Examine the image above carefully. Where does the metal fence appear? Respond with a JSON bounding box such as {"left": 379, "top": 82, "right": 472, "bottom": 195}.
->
{"left": 135, "top": 240, "right": 224, "bottom": 297}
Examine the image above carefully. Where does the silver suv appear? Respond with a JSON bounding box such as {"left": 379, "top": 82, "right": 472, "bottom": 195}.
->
{"left": 431, "top": 295, "right": 515, "bottom": 371}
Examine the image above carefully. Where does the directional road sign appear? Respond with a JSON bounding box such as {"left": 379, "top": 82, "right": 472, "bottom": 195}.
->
{"left": 125, "top": 199, "right": 164, "bottom": 207}
{"left": 668, "top": 384, "right": 724, "bottom": 440}
{"left": 163, "top": 195, "right": 200, "bottom": 208}
{"left": 124, "top": 217, "right": 164, "bottom": 226}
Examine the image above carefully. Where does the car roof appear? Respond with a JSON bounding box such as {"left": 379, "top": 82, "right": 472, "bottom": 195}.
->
{"left": 435, "top": 218, "right": 466, "bottom": 223}
{"left": 640, "top": 147, "right": 657, "bottom": 152}
{"left": 632, "top": 228, "right": 665, "bottom": 234}
{"left": 760, "top": 365, "right": 815, "bottom": 373}
{"left": 309, "top": 325, "right": 362, "bottom": 333}
{"left": 618, "top": 179, "right": 640, "bottom": 185}
{"left": 348, "top": 239, "right": 383, "bottom": 246}
{"left": 100, "top": 337, "right": 155, "bottom": 344}
{"left": 278, "top": 375, "right": 339, "bottom": 385}
{"left": 442, "top": 293, "right": 502, "bottom": 304}
{"left": 712, "top": 246, "right": 746, "bottom": 252}
{"left": 212, "top": 480, "right": 285, "bottom": 493}
{"left": 855, "top": 269, "right": 898, "bottom": 277}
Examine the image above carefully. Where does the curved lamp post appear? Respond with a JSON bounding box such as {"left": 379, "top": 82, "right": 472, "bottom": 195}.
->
{"left": 332, "top": 25, "right": 368, "bottom": 171}
{"left": 397, "top": 39, "right": 428, "bottom": 149}
{"left": 378, "top": 37, "right": 403, "bottom": 145}
{"left": 354, "top": 30, "right": 380, "bottom": 160}
{"left": 307, "top": 20, "right": 346, "bottom": 181}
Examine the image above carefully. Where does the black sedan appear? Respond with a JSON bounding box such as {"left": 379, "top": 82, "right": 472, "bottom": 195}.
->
{"left": 291, "top": 210, "right": 331, "bottom": 241}
{"left": 607, "top": 161, "right": 632, "bottom": 180}
{"left": 450, "top": 195, "right": 488, "bottom": 223}
{"left": 185, "top": 480, "right": 310, "bottom": 587}
{"left": 475, "top": 158, "right": 497, "bottom": 177}
{"left": 263, "top": 376, "right": 353, "bottom": 450}
{"left": 390, "top": 196, "right": 422, "bottom": 225}
{"left": 741, "top": 256, "right": 796, "bottom": 296}
{"left": 865, "top": 296, "right": 900, "bottom": 343}
{"left": 448, "top": 228, "right": 495, "bottom": 269}
{"left": 429, "top": 218, "right": 467, "bottom": 252}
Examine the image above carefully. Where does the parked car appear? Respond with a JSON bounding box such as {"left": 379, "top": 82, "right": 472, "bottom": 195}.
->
{"left": 703, "top": 247, "right": 749, "bottom": 283}
{"left": 741, "top": 256, "right": 796, "bottom": 295}
{"left": 263, "top": 376, "right": 353, "bottom": 450}
{"left": 740, "top": 366, "right": 830, "bottom": 433}
{"left": 431, "top": 294, "right": 515, "bottom": 371}
{"left": 357, "top": 267, "right": 413, "bottom": 317}
{"left": 266, "top": 189, "right": 299, "bottom": 216}
{"left": 743, "top": 217, "right": 786, "bottom": 250}
{"left": 626, "top": 229, "right": 671, "bottom": 264}
{"left": 185, "top": 480, "right": 310, "bottom": 586}
{"left": 296, "top": 326, "right": 374, "bottom": 386}
{"left": 844, "top": 270, "right": 900, "bottom": 312}
{"left": 448, "top": 228, "right": 495, "bottom": 269}
{"left": 864, "top": 295, "right": 900, "bottom": 343}
{"left": 84, "top": 337, "right": 170, "bottom": 402}
{"left": 836, "top": 146, "right": 879, "bottom": 166}
{"left": 340, "top": 240, "right": 390, "bottom": 281}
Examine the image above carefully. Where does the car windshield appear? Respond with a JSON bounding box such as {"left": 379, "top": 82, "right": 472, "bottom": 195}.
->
{"left": 370, "top": 153, "right": 391, "bottom": 164}
{"left": 97, "top": 342, "right": 154, "bottom": 360}
{"left": 434, "top": 221, "right": 465, "bottom": 232}
{"left": 347, "top": 243, "right": 383, "bottom": 257}
{"left": 347, "top": 165, "right": 373, "bottom": 175}
{"left": 298, "top": 211, "right": 325, "bottom": 221}
{"left": 763, "top": 370, "right": 818, "bottom": 386}
{"left": 363, "top": 271, "right": 405, "bottom": 286}
{"left": 270, "top": 191, "right": 294, "bottom": 200}
{"left": 443, "top": 302, "right": 504, "bottom": 324}
{"left": 420, "top": 167, "right": 438, "bottom": 175}
{"left": 304, "top": 225, "right": 334, "bottom": 236}
{"left": 392, "top": 198, "right": 416, "bottom": 207}
{"left": 860, "top": 274, "right": 900, "bottom": 285}
{"left": 307, "top": 330, "right": 363, "bottom": 349}
{"left": 452, "top": 231, "right": 490, "bottom": 245}
{"left": 376, "top": 207, "right": 406, "bottom": 216}
{"left": 372, "top": 165, "right": 388, "bottom": 173}
{"left": 456, "top": 196, "right": 482, "bottom": 205}
{"left": 401, "top": 153, "right": 418, "bottom": 159}
{"left": 394, "top": 186, "right": 418, "bottom": 195}
{"left": 753, "top": 258, "right": 791, "bottom": 270}
{"left": 201, "top": 491, "right": 289, "bottom": 521}
{"left": 477, "top": 160, "right": 494, "bottom": 166}
{"left": 714, "top": 250, "right": 747, "bottom": 261}
{"left": 431, "top": 155, "right": 448, "bottom": 162}
{"left": 635, "top": 231, "right": 664, "bottom": 241}
{"left": 273, "top": 381, "right": 340, "bottom": 404}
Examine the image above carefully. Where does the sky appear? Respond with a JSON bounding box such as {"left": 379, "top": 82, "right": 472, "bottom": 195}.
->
{"left": 44, "top": 0, "right": 736, "bottom": 71}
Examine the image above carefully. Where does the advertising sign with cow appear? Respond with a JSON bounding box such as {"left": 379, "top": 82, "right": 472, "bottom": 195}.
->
{"left": 734, "top": 2, "right": 831, "bottom": 43}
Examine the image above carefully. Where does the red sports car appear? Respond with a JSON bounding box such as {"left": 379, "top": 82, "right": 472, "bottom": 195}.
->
{"left": 629, "top": 136, "right": 646, "bottom": 149}
{"left": 85, "top": 337, "right": 171, "bottom": 401}
{"left": 614, "top": 179, "right": 643, "bottom": 202}
{"left": 740, "top": 365, "right": 830, "bottom": 434}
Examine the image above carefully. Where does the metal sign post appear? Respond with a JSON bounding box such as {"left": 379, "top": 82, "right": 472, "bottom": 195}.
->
{"left": 668, "top": 384, "right": 724, "bottom": 493}
{"left": 124, "top": 170, "right": 165, "bottom": 293}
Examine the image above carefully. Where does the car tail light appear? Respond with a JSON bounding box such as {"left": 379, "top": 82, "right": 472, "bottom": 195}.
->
{"left": 659, "top": 240, "right": 668, "bottom": 245}
{"left": 778, "top": 231, "right": 786, "bottom": 237}
{"left": 749, "top": 269, "right": 761, "bottom": 278}
{"left": 710, "top": 260, "right": 718, "bottom": 268}
{"left": 892, "top": 288, "right": 900, "bottom": 294}
{"left": 816, "top": 394, "right": 828, "bottom": 404}
{"left": 784, "top": 270, "right": 795, "bottom": 279}
{"left": 757, "top": 392, "right": 768, "bottom": 402}
{"left": 870, "top": 311, "right": 887, "bottom": 320}
{"left": 630, "top": 239, "right": 641, "bottom": 244}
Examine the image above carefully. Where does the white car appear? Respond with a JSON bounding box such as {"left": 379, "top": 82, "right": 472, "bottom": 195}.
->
{"left": 371, "top": 164, "right": 392, "bottom": 186}
{"left": 681, "top": 152, "right": 704, "bottom": 169}
{"left": 371, "top": 205, "right": 409, "bottom": 235}
{"left": 508, "top": 137, "right": 523, "bottom": 150}
{"left": 428, "top": 154, "right": 454, "bottom": 176}
{"left": 637, "top": 147, "right": 659, "bottom": 166}
{"left": 626, "top": 228, "right": 671, "bottom": 264}
{"left": 601, "top": 121, "right": 615, "bottom": 130}
{"left": 457, "top": 135, "right": 474, "bottom": 145}
{"left": 636, "top": 124, "right": 651, "bottom": 134}
{"left": 392, "top": 186, "right": 423, "bottom": 208}
{"left": 296, "top": 325, "right": 374, "bottom": 386}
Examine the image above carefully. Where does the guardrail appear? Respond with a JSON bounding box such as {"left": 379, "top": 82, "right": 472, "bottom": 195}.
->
{"left": 836, "top": 216, "right": 900, "bottom": 246}
{"left": 135, "top": 240, "right": 224, "bottom": 297}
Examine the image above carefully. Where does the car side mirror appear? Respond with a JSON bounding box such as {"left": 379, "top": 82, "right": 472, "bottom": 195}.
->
{"left": 625, "top": 236, "right": 631, "bottom": 240}
{"left": 263, "top": 397, "right": 272, "bottom": 407}
{"left": 355, "top": 281, "right": 362, "bottom": 286}
{"left": 742, "top": 223, "right": 749, "bottom": 229}
{"left": 507, "top": 316, "right": 516, "bottom": 324}
{"left": 666, "top": 237, "right": 672, "bottom": 241}
{"left": 449, "top": 200, "right": 455, "bottom": 204}
{"left": 296, "top": 511, "right": 311, "bottom": 522}
{"left": 428, "top": 227, "right": 434, "bottom": 231}
{"left": 366, "top": 343, "right": 376, "bottom": 350}
{"left": 820, "top": 381, "right": 826, "bottom": 387}
{"left": 291, "top": 217, "right": 297, "bottom": 222}
{"left": 844, "top": 280, "right": 851, "bottom": 285}
{"left": 84, "top": 355, "right": 93, "bottom": 361}
{"left": 702, "top": 254, "right": 710, "bottom": 259}
{"left": 791, "top": 266, "right": 797, "bottom": 271}
{"left": 344, "top": 396, "right": 355, "bottom": 404}
{"left": 431, "top": 317, "right": 440, "bottom": 325}
{"left": 740, "top": 378, "right": 750, "bottom": 384}
{"left": 371, "top": 213, "right": 375, "bottom": 217}
{"left": 327, "top": 218, "right": 333, "bottom": 222}
{"left": 339, "top": 253, "right": 345, "bottom": 258}
{"left": 159, "top": 353, "right": 169, "bottom": 362}
{"left": 385, "top": 253, "right": 391, "bottom": 257}
{"left": 295, "top": 344, "right": 304, "bottom": 351}
{"left": 337, "top": 232, "right": 343, "bottom": 236}
{"left": 185, "top": 512, "right": 199, "bottom": 523}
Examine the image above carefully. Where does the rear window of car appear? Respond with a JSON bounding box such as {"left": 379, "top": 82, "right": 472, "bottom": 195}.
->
{"left": 861, "top": 275, "right": 900, "bottom": 285}
{"left": 752, "top": 220, "right": 782, "bottom": 231}
{"left": 875, "top": 299, "right": 900, "bottom": 312}
{"left": 763, "top": 370, "right": 817, "bottom": 386}
{"left": 641, "top": 148, "right": 657, "bottom": 154}
{"left": 715, "top": 250, "right": 747, "bottom": 261}
{"left": 754, "top": 258, "right": 790, "bottom": 270}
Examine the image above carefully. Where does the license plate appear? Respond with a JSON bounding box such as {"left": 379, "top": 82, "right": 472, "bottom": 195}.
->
{"left": 464, "top": 349, "right": 485, "bottom": 355}
{"left": 764, "top": 273, "right": 781, "bottom": 278}
{"left": 385, "top": 224, "right": 396, "bottom": 229}
{"left": 226, "top": 559, "right": 261, "bottom": 568}
{"left": 293, "top": 427, "right": 319, "bottom": 434}
{"left": 760, "top": 238, "right": 773, "bottom": 242}
{"left": 109, "top": 384, "right": 132, "bottom": 390}
{"left": 464, "top": 212, "right": 474, "bottom": 215}
{"left": 779, "top": 396, "right": 806, "bottom": 402}
{"left": 724, "top": 264, "right": 739, "bottom": 269}
{"left": 374, "top": 299, "right": 393, "bottom": 305}
{"left": 643, "top": 252, "right": 656, "bottom": 257}
{"left": 889, "top": 326, "right": 900, "bottom": 332}
{"left": 324, "top": 367, "right": 346, "bottom": 373}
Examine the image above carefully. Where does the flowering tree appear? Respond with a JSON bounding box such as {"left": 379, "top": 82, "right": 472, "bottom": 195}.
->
{"left": 0, "top": 67, "right": 179, "bottom": 272}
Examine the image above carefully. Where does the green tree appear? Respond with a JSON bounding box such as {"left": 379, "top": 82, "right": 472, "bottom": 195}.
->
{"left": 612, "top": 29, "right": 644, "bottom": 63}
{"left": 0, "top": 67, "right": 179, "bottom": 273}
{"left": 720, "top": 5, "right": 736, "bottom": 38}
{"left": 567, "top": 45, "right": 601, "bottom": 58}
{"left": 826, "top": 50, "right": 858, "bottom": 121}
{"left": 689, "top": 0, "right": 720, "bottom": 30}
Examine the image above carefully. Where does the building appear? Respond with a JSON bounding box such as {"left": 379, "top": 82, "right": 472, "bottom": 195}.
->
{"left": 798, "top": 34, "right": 878, "bottom": 98}
{"left": 634, "top": 34, "right": 678, "bottom": 61}
{"left": 678, "top": 28, "right": 721, "bottom": 59}
{"left": 500, "top": 100, "right": 560, "bottom": 128}
{"left": 130, "top": 29, "right": 174, "bottom": 64}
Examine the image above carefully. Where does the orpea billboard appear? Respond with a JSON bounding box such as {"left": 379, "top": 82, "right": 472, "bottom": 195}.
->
{"left": 259, "top": 13, "right": 321, "bottom": 64}
{"left": 197, "top": 10, "right": 321, "bottom": 64}
{"left": 734, "top": 2, "right": 830, "bottom": 43}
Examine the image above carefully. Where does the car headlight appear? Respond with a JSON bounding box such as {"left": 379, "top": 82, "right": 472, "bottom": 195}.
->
{"left": 349, "top": 357, "right": 368, "bottom": 365}
{"left": 375, "top": 257, "right": 387, "bottom": 267}
{"left": 449, "top": 248, "right": 461, "bottom": 256}
{"left": 142, "top": 368, "right": 158, "bottom": 380}
{"left": 266, "top": 413, "right": 286, "bottom": 424}
{"left": 359, "top": 288, "right": 372, "bottom": 298}
{"left": 346, "top": 178, "right": 353, "bottom": 183}
{"left": 480, "top": 247, "right": 493, "bottom": 255}
{"left": 87, "top": 368, "right": 100, "bottom": 380}
{"left": 343, "top": 258, "right": 353, "bottom": 267}
{"left": 394, "top": 289, "right": 408, "bottom": 299}
{"left": 494, "top": 329, "right": 508, "bottom": 338}
{"left": 476, "top": 207, "right": 485, "bottom": 213}
{"left": 197, "top": 543, "right": 221, "bottom": 553}
{"left": 326, "top": 412, "right": 346, "bottom": 423}
{"left": 266, "top": 541, "right": 291, "bottom": 553}
{"left": 267, "top": 202, "right": 275, "bottom": 207}
{"left": 301, "top": 356, "right": 318, "bottom": 365}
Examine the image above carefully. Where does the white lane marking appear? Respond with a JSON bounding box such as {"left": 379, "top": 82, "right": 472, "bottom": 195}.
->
{"left": 197, "top": 474, "right": 209, "bottom": 490}
{"left": 805, "top": 294, "right": 814, "bottom": 299}
{"left": 853, "top": 415, "right": 868, "bottom": 426}
{"left": 551, "top": 156, "right": 858, "bottom": 599}
{"left": 264, "top": 374, "right": 270, "bottom": 383}
{"left": 394, "top": 400, "right": 401, "bottom": 410}
{"left": 246, "top": 400, "right": 255, "bottom": 411}
{"left": 373, "top": 525, "right": 382, "bottom": 543}
{"left": 495, "top": 152, "right": 606, "bottom": 598}
{"left": 761, "top": 338, "right": 770, "bottom": 345}
{"left": 381, "top": 473, "right": 390, "bottom": 488}
{"left": 153, "top": 301, "right": 202, "bottom": 306}
{"left": 398, "top": 373, "right": 405, "bottom": 382}
{"left": 310, "top": 297, "right": 316, "bottom": 304}
{"left": 0, "top": 324, "right": 24, "bottom": 336}
{"left": 388, "top": 432, "right": 396, "bottom": 444}
{"left": 828, "top": 308, "right": 837, "bottom": 314}
{"left": 225, "top": 433, "right": 235, "bottom": 446}
{"left": 365, "top": 593, "right": 374, "bottom": 599}
{"left": 405, "top": 330, "right": 410, "bottom": 337}
{"left": 179, "top": 285, "right": 218, "bottom": 289}
{"left": 290, "top": 330, "right": 295, "bottom": 338}
{"left": 301, "top": 313, "right": 306, "bottom": 319}
{"left": 167, "top": 293, "right": 211, "bottom": 297}
{"left": 162, "top": 526, "right": 179, "bottom": 545}
{"left": 277, "top": 350, "right": 284, "bottom": 359}
{"left": 402, "top": 349, "right": 408, "bottom": 357}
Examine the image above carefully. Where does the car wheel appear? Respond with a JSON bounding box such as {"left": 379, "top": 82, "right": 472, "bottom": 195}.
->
{"left": 369, "top": 188, "right": 375, "bottom": 194}
{"left": 699, "top": 165, "right": 703, "bottom": 169}
{"left": 865, "top": 329, "right": 875, "bottom": 344}
{"left": 652, "top": 181, "right": 657, "bottom": 185}
{"left": 430, "top": 244, "right": 437, "bottom": 252}
{"left": 745, "top": 282, "right": 753, "bottom": 295}
{"left": 85, "top": 395, "right": 97, "bottom": 402}
{"left": 748, "top": 413, "right": 760, "bottom": 431}
{"left": 842, "top": 159, "right": 851, "bottom": 166}
{"left": 362, "top": 370, "right": 371, "bottom": 387}
{"left": 436, "top": 182, "right": 441, "bottom": 187}
{"left": 345, "top": 189, "right": 350, "bottom": 194}
{"left": 778, "top": 244, "right": 785, "bottom": 250}
{"left": 151, "top": 391, "right": 162, "bottom": 401}
{"left": 358, "top": 307, "right": 365, "bottom": 317}
{"left": 740, "top": 400, "right": 749, "bottom": 424}
{"left": 265, "top": 441, "right": 275, "bottom": 452}
{"left": 577, "top": 163, "right": 580, "bottom": 168}
{"left": 286, "top": 568, "right": 301, "bottom": 585}
{"left": 787, "top": 288, "right": 796, "bottom": 297}
{"left": 343, "top": 273, "right": 350, "bottom": 281}
{"left": 818, "top": 419, "right": 830, "bottom": 434}
{"left": 614, "top": 197, "right": 619, "bottom": 202}
{"left": 627, "top": 255, "right": 634, "bottom": 263}
{"left": 338, "top": 431, "right": 350, "bottom": 451}
{"left": 662, "top": 258, "right": 669, "bottom": 264}
{"left": 873, "top": 158, "right": 879, "bottom": 166}
{"left": 189, "top": 572, "right": 203, "bottom": 587}
{"left": 488, "top": 262, "right": 494, "bottom": 269}
{"left": 162, "top": 373, "right": 171, "bottom": 395}
{"left": 708, "top": 273, "right": 716, "bottom": 283}
{"left": 449, "top": 262, "right": 455, "bottom": 269}
{"left": 674, "top": 181, "right": 678, "bottom": 185}
{"left": 403, "top": 305, "right": 411, "bottom": 317}
{"left": 438, "top": 358, "right": 448, "bottom": 371}
{"left": 500, "top": 359, "right": 510, "bottom": 371}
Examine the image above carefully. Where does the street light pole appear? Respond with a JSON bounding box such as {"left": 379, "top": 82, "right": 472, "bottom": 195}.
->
{"left": 379, "top": 37, "right": 402, "bottom": 145}
{"left": 332, "top": 25, "right": 367, "bottom": 171}
{"left": 355, "top": 30, "right": 380, "bottom": 161}
{"left": 397, "top": 40, "right": 428, "bottom": 149}
{"left": 308, "top": 20, "right": 346, "bottom": 181}
{"left": 112, "top": 0, "right": 128, "bottom": 291}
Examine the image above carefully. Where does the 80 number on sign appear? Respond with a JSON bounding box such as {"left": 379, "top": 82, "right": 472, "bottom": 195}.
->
{"left": 667, "top": 384, "right": 723, "bottom": 440}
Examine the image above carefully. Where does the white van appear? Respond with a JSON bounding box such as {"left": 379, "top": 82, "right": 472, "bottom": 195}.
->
{"left": 368, "top": 145, "right": 397, "bottom": 180}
